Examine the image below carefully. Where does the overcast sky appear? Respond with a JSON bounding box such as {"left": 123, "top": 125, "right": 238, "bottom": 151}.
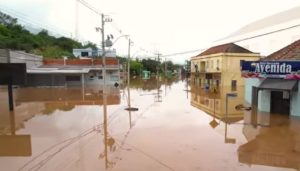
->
{"left": 1, "top": 0, "right": 300, "bottom": 64}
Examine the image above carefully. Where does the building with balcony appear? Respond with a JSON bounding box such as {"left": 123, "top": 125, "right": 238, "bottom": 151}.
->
{"left": 190, "top": 43, "right": 259, "bottom": 118}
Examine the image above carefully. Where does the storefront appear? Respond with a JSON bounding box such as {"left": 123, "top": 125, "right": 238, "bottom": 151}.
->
{"left": 240, "top": 60, "right": 300, "bottom": 117}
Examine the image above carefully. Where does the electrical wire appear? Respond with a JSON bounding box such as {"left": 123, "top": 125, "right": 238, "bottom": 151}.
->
{"left": 76, "top": 0, "right": 102, "bottom": 16}
{"left": 0, "top": 7, "right": 71, "bottom": 37}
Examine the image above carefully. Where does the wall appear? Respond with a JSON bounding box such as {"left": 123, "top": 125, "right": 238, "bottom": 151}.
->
{"left": 0, "top": 49, "right": 9, "bottom": 63}
{"left": 258, "top": 90, "right": 271, "bottom": 112}
{"left": 244, "top": 78, "right": 262, "bottom": 104}
{"left": 43, "top": 58, "right": 118, "bottom": 66}
{"left": 26, "top": 74, "right": 66, "bottom": 87}
{"left": 0, "top": 49, "right": 43, "bottom": 68}
{"left": 221, "top": 53, "right": 260, "bottom": 87}
{"left": 291, "top": 83, "right": 300, "bottom": 117}
{"left": 244, "top": 78, "right": 270, "bottom": 112}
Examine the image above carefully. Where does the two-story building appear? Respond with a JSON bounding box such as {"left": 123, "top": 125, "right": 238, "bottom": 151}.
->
{"left": 190, "top": 43, "right": 260, "bottom": 119}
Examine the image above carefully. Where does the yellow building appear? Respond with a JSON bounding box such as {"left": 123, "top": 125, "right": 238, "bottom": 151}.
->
{"left": 190, "top": 43, "right": 260, "bottom": 119}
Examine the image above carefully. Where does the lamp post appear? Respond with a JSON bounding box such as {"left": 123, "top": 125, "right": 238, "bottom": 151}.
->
{"left": 125, "top": 38, "right": 138, "bottom": 111}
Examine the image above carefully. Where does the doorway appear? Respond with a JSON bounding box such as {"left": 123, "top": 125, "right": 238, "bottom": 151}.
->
{"left": 270, "top": 91, "right": 290, "bottom": 115}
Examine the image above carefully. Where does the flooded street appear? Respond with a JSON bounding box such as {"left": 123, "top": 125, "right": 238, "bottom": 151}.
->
{"left": 0, "top": 78, "right": 300, "bottom": 171}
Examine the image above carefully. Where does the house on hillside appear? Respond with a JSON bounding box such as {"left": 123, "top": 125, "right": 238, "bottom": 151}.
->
{"left": 190, "top": 43, "right": 260, "bottom": 119}
{"left": 72, "top": 47, "right": 116, "bottom": 58}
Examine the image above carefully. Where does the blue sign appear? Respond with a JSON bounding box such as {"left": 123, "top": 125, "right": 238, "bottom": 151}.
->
{"left": 240, "top": 60, "right": 300, "bottom": 79}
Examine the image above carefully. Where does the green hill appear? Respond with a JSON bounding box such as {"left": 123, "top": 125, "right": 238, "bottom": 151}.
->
{"left": 0, "top": 11, "right": 97, "bottom": 58}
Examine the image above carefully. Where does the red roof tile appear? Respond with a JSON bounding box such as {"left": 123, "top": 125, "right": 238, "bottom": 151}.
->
{"left": 197, "top": 43, "right": 254, "bottom": 56}
{"left": 264, "top": 39, "right": 300, "bottom": 60}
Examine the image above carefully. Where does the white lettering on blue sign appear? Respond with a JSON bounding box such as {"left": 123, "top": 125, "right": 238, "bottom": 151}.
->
{"left": 254, "top": 63, "right": 292, "bottom": 73}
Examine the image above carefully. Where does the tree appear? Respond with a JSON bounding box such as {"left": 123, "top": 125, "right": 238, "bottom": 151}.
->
{"left": 141, "top": 58, "right": 160, "bottom": 74}
{"left": 130, "top": 60, "right": 143, "bottom": 76}
{"left": 0, "top": 11, "right": 97, "bottom": 58}
{"left": 0, "top": 11, "right": 17, "bottom": 26}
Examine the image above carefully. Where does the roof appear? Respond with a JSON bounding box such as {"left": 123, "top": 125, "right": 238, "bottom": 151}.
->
{"left": 258, "top": 78, "right": 298, "bottom": 91}
{"left": 27, "top": 65, "right": 119, "bottom": 74}
{"left": 196, "top": 43, "right": 254, "bottom": 56}
{"left": 264, "top": 39, "right": 300, "bottom": 60}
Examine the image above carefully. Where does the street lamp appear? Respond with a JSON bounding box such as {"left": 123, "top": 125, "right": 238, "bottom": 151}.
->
{"left": 125, "top": 38, "right": 138, "bottom": 111}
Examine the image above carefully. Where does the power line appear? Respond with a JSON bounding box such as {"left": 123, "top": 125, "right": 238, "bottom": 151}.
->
{"left": 155, "top": 22, "right": 300, "bottom": 58}
{"left": 0, "top": 7, "right": 71, "bottom": 37}
{"left": 76, "top": 0, "right": 102, "bottom": 16}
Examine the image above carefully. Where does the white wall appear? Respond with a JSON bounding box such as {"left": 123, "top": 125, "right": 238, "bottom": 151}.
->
{"left": 291, "top": 82, "right": 300, "bottom": 117}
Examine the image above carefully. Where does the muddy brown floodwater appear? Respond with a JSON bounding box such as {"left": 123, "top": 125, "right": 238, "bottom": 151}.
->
{"left": 0, "top": 77, "right": 300, "bottom": 171}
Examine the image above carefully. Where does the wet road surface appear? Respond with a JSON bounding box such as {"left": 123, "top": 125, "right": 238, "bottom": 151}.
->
{"left": 0, "top": 78, "right": 300, "bottom": 171}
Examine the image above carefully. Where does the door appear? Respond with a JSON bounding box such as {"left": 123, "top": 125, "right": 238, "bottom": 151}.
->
{"left": 270, "top": 91, "right": 290, "bottom": 115}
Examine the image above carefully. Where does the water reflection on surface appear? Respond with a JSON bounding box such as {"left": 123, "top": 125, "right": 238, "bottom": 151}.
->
{"left": 239, "top": 112, "right": 300, "bottom": 170}
{"left": 0, "top": 77, "right": 300, "bottom": 171}
{"left": 190, "top": 83, "right": 245, "bottom": 120}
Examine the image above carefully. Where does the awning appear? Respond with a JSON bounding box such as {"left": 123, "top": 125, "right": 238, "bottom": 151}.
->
{"left": 258, "top": 78, "right": 298, "bottom": 91}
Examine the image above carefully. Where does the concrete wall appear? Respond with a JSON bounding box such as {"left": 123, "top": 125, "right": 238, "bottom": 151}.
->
{"left": 26, "top": 74, "right": 66, "bottom": 87}
{"left": 0, "top": 49, "right": 9, "bottom": 63}
{"left": 0, "top": 49, "right": 42, "bottom": 68}
{"left": 244, "top": 78, "right": 270, "bottom": 112}
{"left": 291, "top": 83, "right": 300, "bottom": 117}
{"left": 245, "top": 78, "right": 263, "bottom": 104}
{"left": 258, "top": 90, "right": 271, "bottom": 112}
{"left": 10, "top": 51, "right": 43, "bottom": 68}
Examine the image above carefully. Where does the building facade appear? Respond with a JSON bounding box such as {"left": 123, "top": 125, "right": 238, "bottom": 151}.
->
{"left": 241, "top": 39, "right": 300, "bottom": 118}
{"left": 190, "top": 43, "right": 260, "bottom": 118}
{"left": 26, "top": 58, "right": 121, "bottom": 87}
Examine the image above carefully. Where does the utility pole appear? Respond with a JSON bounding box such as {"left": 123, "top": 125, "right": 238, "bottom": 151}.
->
{"left": 96, "top": 13, "right": 112, "bottom": 84}
{"left": 155, "top": 53, "right": 161, "bottom": 78}
{"left": 101, "top": 14, "right": 105, "bottom": 57}
{"left": 125, "top": 38, "right": 138, "bottom": 111}
{"left": 127, "top": 38, "right": 131, "bottom": 108}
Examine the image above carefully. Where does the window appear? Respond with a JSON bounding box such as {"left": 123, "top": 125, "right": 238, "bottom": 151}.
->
{"left": 81, "top": 52, "right": 89, "bottom": 56}
{"left": 207, "top": 61, "right": 209, "bottom": 70}
{"left": 283, "top": 91, "right": 289, "bottom": 99}
{"left": 110, "top": 75, "right": 119, "bottom": 81}
{"left": 231, "top": 80, "right": 237, "bottom": 91}
{"left": 216, "top": 59, "right": 220, "bottom": 70}
{"left": 66, "top": 76, "right": 81, "bottom": 81}
{"left": 216, "top": 80, "right": 220, "bottom": 88}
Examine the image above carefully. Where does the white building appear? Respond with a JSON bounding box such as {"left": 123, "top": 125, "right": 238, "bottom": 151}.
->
{"left": 72, "top": 48, "right": 116, "bottom": 58}
{"left": 216, "top": 6, "right": 300, "bottom": 57}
